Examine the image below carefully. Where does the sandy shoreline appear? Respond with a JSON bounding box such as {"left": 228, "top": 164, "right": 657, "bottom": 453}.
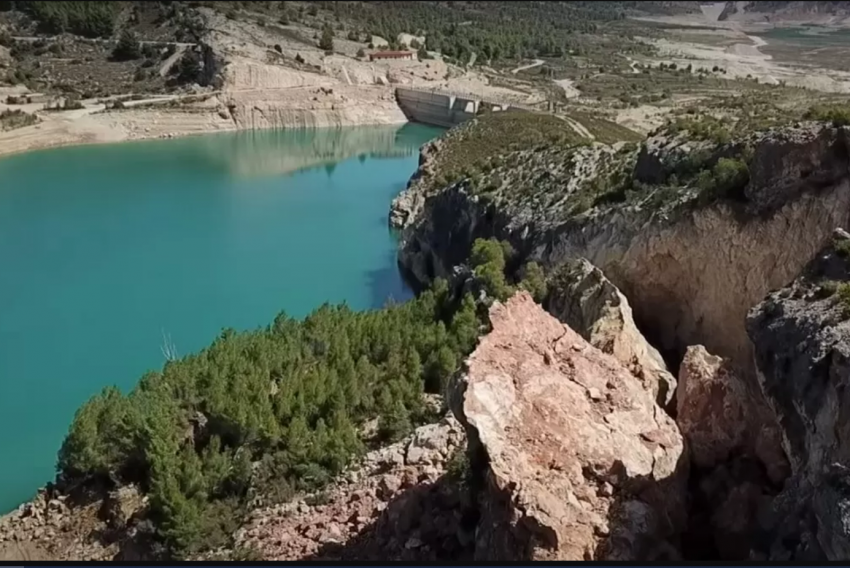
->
{"left": 0, "top": 85, "right": 410, "bottom": 159}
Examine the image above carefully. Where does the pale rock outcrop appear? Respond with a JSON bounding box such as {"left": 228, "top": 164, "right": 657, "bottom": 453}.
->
{"left": 225, "top": 85, "right": 406, "bottom": 130}
{"left": 676, "top": 345, "right": 787, "bottom": 483}
{"left": 746, "top": 228, "right": 850, "bottom": 560}
{"left": 370, "top": 36, "right": 390, "bottom": 49}
{"left": 545, "top": 258, "right": 676, "bottom": 407}
{"left": 397, "top": 33, "right": 426, "bottom": 49}
{"left": 455, "top": 291, "right": 686, "bottom": 561}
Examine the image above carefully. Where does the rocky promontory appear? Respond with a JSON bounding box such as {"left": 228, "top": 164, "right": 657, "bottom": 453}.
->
{"left": 455, "top": 291, "right": 686, "bottom": 560}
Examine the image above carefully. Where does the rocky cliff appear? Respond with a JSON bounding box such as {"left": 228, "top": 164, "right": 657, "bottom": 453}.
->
{"left": 398, "top": 120, "right": 850, "bottom": 377}
{"left": 746, "top": 229, "right": 850, "bottom": 559}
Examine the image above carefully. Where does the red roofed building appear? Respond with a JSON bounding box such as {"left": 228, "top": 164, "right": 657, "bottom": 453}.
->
{"left": 369, "top": 50, "right": 416, "bottom": 62}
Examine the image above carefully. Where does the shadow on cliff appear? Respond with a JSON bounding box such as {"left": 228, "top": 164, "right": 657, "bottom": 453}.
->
{"left": 586, "top": 452, "right": 693, "bottom": 561}
{"left": 297, "top": 473, "right": 475, "bottom": 561}
{"left": 592, "top": 450, "right": 781, "bottom": 561}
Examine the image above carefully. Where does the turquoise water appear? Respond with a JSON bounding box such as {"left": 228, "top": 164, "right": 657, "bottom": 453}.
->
{"left": 0, "top": 123, "right": 443, "bottom": 513}
{"left": 755, "top": 26, "right": 850, "bottom": 46}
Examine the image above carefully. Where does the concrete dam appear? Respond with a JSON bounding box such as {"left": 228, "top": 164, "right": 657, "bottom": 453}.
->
{"left": 394, "top": 87, "right": 523, "bottom": 128}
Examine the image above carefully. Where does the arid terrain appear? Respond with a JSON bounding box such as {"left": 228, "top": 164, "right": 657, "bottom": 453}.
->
{"left": 3, "top": 1, "right": 850, "bottom": 157}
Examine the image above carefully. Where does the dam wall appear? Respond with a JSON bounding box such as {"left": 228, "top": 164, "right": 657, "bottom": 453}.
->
{"left": 395, "top": 87, "right": 517, "bottom": 128}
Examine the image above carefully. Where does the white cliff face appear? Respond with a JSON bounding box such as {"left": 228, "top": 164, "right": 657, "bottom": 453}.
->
{"left": 225, "top": 84, "right": 406, "bottom": 131}
{"left": 574, "top": 180, "right": 850, "bottom": 374}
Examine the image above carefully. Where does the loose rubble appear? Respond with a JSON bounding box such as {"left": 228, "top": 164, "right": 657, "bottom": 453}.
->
{"left": 236, "top": 416, "right": 472, "bottom": 561}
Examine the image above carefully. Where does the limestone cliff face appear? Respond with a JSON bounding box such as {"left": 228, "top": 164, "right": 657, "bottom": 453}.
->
{"left": 225, "top": 85, "right": 406, "bottom": 131}
{"left": 399, "top": 124, "right": 850, "bottom": 375}
{"left": 453, "top": 291, "right": 686, "bottom": 561}
{"left": 746, "top": 229, "right": 850, "bottom": 560}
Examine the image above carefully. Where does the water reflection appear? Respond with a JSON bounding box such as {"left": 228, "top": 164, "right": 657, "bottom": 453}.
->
{"left": 192, "top": 123, "right": 441, "bottom": 179}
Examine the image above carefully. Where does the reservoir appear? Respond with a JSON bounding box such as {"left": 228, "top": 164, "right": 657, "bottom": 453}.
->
{"left": 0, "top": 123, "right": 443, "bottom": 513}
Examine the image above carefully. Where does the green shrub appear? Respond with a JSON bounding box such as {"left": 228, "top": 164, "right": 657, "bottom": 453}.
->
{"left": 112, "top": 29, "right": 141, "bottom": 61}
{"left": 697, "top": 157, "right": 749, "bottom": 205}
{"left": 837, "top": 282, "right": 850, "bottom": 317}
{"left": 176, "top": 51, "right": 201, "bottom": 84}
{"left": 20, "top": 1, "right": 117, "bottom": 38}
{"left": 835, "top": 238, "right": 850, "bottom": 259}
{"left": 446, "top": 447, "right": 471, "bottom": 488}
{"left": 0, "top": 108, "right": 38, "bottom": 130}
{"left": 318, "top": 25, "right": 334, "bottom": 51}
{"left": 471, "top": 238, "right": 514, "bottom": 301}
{"left": 815, "top": 280, "right": 839, "bottom": 300}
{"left": 804, "top": 104, "right": 850, "bottom": 128}
{"left": 519, "top": 261, "right": 547, "bottom": 302}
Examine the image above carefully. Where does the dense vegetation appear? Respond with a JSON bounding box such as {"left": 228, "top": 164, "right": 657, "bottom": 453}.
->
{"left": 470, "top": 238, "right": 547, "bottom": 303}
{"left": 428, "top": 110, "right": 586, "bottom": 188}
{"left": 804, "top": 103, "right": 850, "bottom": 127}
{"left": 0, "top": 107, "right": 37, "bottom": 130}
{"left": 14, "top": 1, "right": 118, "bottom": 37}
{"left": 57, "top": 278, "right": 489, "bottom": 558}
{"left": 307, "top": 1, "right": 697, "bottom": 63}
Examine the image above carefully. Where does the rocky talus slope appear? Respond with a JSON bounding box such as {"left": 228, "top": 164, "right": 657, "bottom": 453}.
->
{"left": 235, "top": 417, "right": 472, "bottom": 561}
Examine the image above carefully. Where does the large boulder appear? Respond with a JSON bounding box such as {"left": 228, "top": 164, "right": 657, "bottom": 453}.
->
{"left": 746, "top": 228, "right": 850, "bottom": 559}
{"left": 455, "top": 291, "right": 687, "bottom": 561}
{"left": 545, "top": 258, "right": 676, "bottom": 408}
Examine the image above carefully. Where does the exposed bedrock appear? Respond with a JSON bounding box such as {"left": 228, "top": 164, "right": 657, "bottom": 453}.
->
{"left": 450, "top": 291, "right": 687, "bottom": 561}
{"left": 544, "top": 258, "right": 677, "bottom": 409}
{"left": 398, "top": 125, "right": 850, "bottom": 377}
{"left": 746, "top": 230, "right": 850, "bottom": 560}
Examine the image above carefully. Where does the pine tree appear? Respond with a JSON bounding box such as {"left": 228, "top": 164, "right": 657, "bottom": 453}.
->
{"left": 318, "top": 25, "right": 334, "bottom": 51}
{"left": 112, "top": 28, "right": 141, "bottom": 61}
